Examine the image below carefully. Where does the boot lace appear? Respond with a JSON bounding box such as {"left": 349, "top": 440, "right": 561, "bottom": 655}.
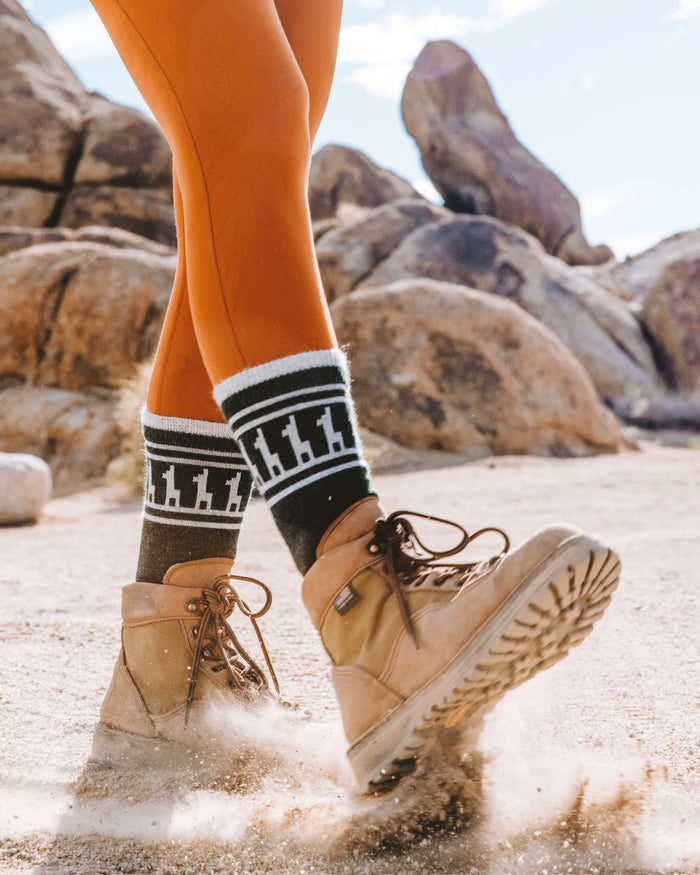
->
{"left": 368, "top": 510, "right": 510, "bottom": 649}
{"left": 184, "top": 574, "right": 279, "bottom": 727}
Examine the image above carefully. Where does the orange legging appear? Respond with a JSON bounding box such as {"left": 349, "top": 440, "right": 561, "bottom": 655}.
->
{"left": 89, "top": 0, "right": 341, "bottom": 421}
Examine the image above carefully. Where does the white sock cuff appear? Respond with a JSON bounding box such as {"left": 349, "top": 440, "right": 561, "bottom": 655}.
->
{"left": 142, "top": 409, "right": 236, "bottom": 440}
{"left": 212, "top": 349, "right": 348, "bottom": 405}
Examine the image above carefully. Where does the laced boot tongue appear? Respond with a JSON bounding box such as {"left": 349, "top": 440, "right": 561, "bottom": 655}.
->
{"left": 369, "top": 511, "right": 511, "bottom": 651}
{"left": 162, "top": 557, "right": 235, "bottom": 588}
{"left": 158, "top": 559, "right": 280, "bottom": 727}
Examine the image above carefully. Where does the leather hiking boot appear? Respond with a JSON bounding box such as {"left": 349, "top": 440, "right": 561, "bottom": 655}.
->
{"left": 91, "top": 557, "right": 279, "bottom": 769}
{"left": 302, "top": 497, "right": 621, "bottom": 793}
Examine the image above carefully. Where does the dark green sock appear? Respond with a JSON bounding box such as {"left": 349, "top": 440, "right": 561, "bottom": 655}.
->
{"left": 214, "top": 349, "right": 374, "bottom": 573}
{"left": 136, "top": 411, "right": 253, "bottom": 583}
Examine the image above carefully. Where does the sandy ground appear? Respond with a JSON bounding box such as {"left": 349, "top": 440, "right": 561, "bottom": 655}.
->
{"left": 0, "top": 438, "right": 699, "bottom": 874}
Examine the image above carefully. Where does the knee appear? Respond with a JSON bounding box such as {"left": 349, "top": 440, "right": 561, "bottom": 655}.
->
{"left": 248, "top": 79, "right": 312, "bottom": 169}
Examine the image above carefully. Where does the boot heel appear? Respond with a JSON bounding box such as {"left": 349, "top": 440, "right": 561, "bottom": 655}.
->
{"left": 90, "top": 723, "right": 180, "bottom": 770}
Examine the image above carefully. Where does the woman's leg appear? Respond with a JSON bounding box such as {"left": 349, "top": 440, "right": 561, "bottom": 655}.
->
{"left": 89, "top": 0, "right": 336, "bottom": 380}
{"left": 120, "top": 0, "right": 347, "bottom": 580}
{"left": 147, "top": 0, "right": 344, "bottom": 423}
{"left": 136, "top": 168, "right": 253, "bottom": 582}
{"left": 89, "top": 0, "right": 372, "bottom": 573}
{"left": 273, "top": 0, "right": 344, "bottom": 141}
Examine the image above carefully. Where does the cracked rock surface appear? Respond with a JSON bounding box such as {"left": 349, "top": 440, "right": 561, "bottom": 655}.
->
{"left": 0, "top": 0, "right": 174, "bottom": 244}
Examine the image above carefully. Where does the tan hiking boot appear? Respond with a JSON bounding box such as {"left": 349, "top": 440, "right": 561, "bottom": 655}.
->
{"left": 302, "top": 497, "right": 621, "bottom": 793}
{"left": 91, "top": 557, "right": 278, "bottom": 769}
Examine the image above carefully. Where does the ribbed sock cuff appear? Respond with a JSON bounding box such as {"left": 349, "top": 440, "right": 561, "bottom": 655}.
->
{"left": 214, "top": 350, "right": 373, "bottom": 572}
{"left": 137, "top": 410, "right": 253, "bottom": 582}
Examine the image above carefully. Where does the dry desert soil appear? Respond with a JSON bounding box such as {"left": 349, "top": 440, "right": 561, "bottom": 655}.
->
{"left": 1, "top": 437, "right": 698, "bottom": 874}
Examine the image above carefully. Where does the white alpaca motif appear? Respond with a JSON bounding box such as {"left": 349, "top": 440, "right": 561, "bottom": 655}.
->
{"left": 317, "top": 406, "right": 346, "bottom": 455}
{"left": 192, "top": 468, "right": 214, "bottom": 510}
{"left": 253, "top": 429, "right": 284, "bottom": 479}
{"left": 225, "top": 472, "right": 243, "bottom": 512}
{"left": 162, "top": 464, "right": 182, "bottom": 508}
{"left": 282, "top": 415, "right": 314, "bottom": 466}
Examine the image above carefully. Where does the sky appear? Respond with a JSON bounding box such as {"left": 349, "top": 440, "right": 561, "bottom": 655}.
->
{"left": 19, "top": 0, "right": 700, "bottom": 259}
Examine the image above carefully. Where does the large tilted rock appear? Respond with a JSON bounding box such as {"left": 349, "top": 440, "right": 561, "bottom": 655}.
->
{"left": 0, "top": 452, "right": 52, "bottom": 524}
{"left": 401, "top": 40, "right": 612, "bottom": 266}
{"left": 332, "top": 279, "right": 622, "bottom": 456}
{"left": 0, "top": 227, "right": 175, "bottom": 489}
{"left": 309, "top": 144, "right": 424, "bottom": 222}
{"left": 0, "top": 0, "right": 175, "bottom": 243}
{"left": 318, "top": 210, "right": 662, "bottom": 417}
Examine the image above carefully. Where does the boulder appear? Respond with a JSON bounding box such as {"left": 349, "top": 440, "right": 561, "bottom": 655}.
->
{"left": 0, "top": 238, "right": 175, "bottom": 391}
{"left": 316, "top": 199, "right": 450, "bottom": 300}
{"left": 309, "top": 144, "right": 424, "bottom": 221}
{"left": 0, "top": 0, "right": 86, "bottom": 186}
{"left": 0, "top": 387, "right": 120, "bottom": 494}
{"left": 61, "top": 185, "right": 176, "bottom": 246}
{"left": 611, "top": 228, "right": 700, "bottom": 307}
{"left": 0, "top": 453, "right": 53, "bottom": 526}
{"left": 0, "top": 224, "right": 174, "bottom": 258}
{"left": 331, "top": 278, "right": 622, "bottom": 456}
{"left": 641, "top": 257, "right": 700, "bottom": 394}
{"left": 0, "top": 0, "right": 175, "bottom": 243}
{"left": 0, "top": 452, "right": 52, "bottom": 524}
{"left": 0, "top": 228, "right": 175, "bottom": 488}
{"left": 75, "top": 97, "right": 172, "bottom": 189}
{"left": 605, "top": 228, "right": 700, "bottom": 421}
{"left": 320, "top": 211, "right": 662, "bottom": 417}
{"left": 0, "top": 186, "right": 58, "bottom": 227}
{"left": 401, "top": 40, "right": 612, "bottom": 266}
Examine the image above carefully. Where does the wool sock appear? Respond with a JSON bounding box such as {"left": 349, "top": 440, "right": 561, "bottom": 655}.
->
{"left": 213, "top": 349, "right": 374, "bottom": 573}
{"left": 136, "top": 411, "right": 254, "bottom": 582}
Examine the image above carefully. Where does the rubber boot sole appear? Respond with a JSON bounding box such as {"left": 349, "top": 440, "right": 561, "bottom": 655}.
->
{"left": 348, "top": 534, "right": 621, "bottom": 793}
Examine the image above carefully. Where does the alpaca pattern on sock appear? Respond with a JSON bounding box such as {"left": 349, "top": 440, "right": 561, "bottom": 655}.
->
{"left": 214, "top": 350, "right": 374, "bottom": 572}
{"left": 137, "top": 411, "right": 254, "bottom": 582}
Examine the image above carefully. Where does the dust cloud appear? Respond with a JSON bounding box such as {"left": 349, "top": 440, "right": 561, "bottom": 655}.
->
{"left": 1, "top": 696, "right": 697, "bottom": 875}
{"left": 2, "top": 447, "right": 699, "bottom": 874}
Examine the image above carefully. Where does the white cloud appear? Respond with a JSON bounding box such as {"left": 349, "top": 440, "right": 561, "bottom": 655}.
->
{"left": 668, "top": 0, "right": 700, "bottom": 19}
{"left": 338, "top": 12, "right": 476, "bottom": 99}
{"left": 580, "top": 183, "right": 636, "bottom": 219}
{"left": 345, "top": 62, "right": 413, "bottom": 100}
{"left": 338, "top": 2, "right": 563, "bottom": 100}
{"left": 44, "top": 8, "right": 116, "bottom": 63}
{"left": 338, "top": 12, "right": 475, "bottom": 65}
{"left": 487, "top": 0, "right": 560, "bottom": 23}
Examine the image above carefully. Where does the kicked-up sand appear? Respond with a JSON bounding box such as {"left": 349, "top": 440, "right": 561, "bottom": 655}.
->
{"left": 0, "top": 438, "right": 698, "bottom": 874}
